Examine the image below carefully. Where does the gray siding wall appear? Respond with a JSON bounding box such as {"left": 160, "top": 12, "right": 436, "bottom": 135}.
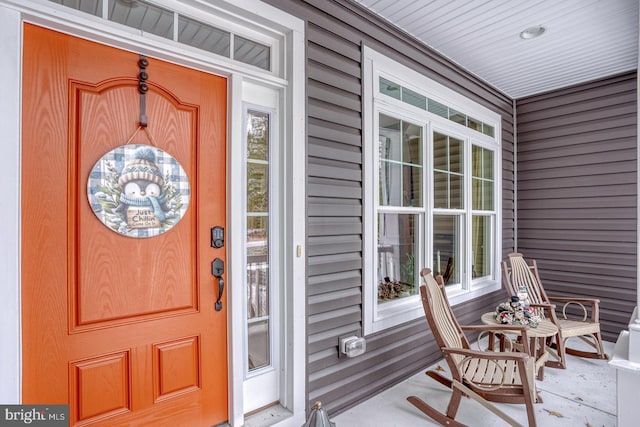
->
{"left": 516, "top": 72, "right": 638, "bottom": 341}
{"left": 265, "top": 0, "right": 516, "bottom": 416}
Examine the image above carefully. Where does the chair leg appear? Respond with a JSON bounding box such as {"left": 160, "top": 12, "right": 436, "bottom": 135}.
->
{"left": 549, "top": 333, "right": 568, "bottom": 369}
{"left": 523, "top": 390, "right": 537, "bottom": 427}
{"left": 426, "top": 370, "right": 454, "bottom": 389}
{"left": 407, "top": 395, "right": 467, "bottom": 427}
{"left": 594, "top": 332, "right": 608, "bottom": 359}
{"left": 518, "top": 361, "right": 538, "bottom": 427}
{"left": 445, "top": 387, "right": 464, "bottom": 420}
{"left": 450, "top": 380, "right": 526, "bottom": 427}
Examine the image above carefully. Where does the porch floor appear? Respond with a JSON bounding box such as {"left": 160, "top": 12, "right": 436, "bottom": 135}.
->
{"left": 333, "top": 340, "right": 616, "bottom": 426}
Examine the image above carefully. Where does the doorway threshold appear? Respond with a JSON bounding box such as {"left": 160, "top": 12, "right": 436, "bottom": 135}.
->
{"left": 244, "top": 404, "right": 293, "bottom": 427}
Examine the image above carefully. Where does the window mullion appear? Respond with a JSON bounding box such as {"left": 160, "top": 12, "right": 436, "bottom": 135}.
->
{"left": 464, "top": 136, "right": 472, "bottom": 289}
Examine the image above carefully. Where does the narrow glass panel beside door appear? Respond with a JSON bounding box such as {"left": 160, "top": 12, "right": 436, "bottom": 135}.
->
{"left": 246, "top": 110, "right": 270, "bottom": 371}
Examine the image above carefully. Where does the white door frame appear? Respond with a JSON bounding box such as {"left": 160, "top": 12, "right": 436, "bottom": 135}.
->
{"left": 0, "top": 1, "right": 306, "bottom": 426}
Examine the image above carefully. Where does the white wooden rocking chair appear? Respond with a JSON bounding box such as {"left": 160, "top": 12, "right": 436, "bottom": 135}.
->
{"left": 407, "top": 268, "right": 539, "bottom": 427}
{"left": 501, "top": 252, "right": 608, "bottom": 369}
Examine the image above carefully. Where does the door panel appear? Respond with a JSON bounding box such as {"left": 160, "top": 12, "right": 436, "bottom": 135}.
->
{"left": 22, "top": 24, "right": 227, "bottom": 426}
{"left": 72, "top": 79, "right": 198, "bottom": 329}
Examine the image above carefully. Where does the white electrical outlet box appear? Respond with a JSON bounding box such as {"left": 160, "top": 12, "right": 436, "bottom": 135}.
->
{"left": 340, "top": 336, "right": 366, "bottom": 358}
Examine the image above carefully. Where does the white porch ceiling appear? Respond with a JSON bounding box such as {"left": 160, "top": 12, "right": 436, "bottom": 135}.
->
{"left": 352, "top": 0, "right": 639, "bottom": 99}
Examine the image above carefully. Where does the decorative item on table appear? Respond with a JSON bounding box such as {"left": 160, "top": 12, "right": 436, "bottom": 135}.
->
{"left": 494, "top": 295, "right": 541, "bottom": 327}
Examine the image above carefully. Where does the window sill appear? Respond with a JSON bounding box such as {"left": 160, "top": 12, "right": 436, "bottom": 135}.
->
{"left": 447, "top": 280, "right": 501, "bottom": 306}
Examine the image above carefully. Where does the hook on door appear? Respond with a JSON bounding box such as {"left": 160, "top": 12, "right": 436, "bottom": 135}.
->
{"left": 211, "top": 258, "right": 224, "bottom": 311}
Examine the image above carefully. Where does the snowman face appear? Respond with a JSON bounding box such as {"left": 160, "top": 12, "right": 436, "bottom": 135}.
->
{"left": 124, "top": 181, "right": 141, "bottom": 197}
{"left": 144, "top": 183, "right": 161, "bottom": 197}
{"left": 124, "top": 180, "right": 161, "bottom": 198}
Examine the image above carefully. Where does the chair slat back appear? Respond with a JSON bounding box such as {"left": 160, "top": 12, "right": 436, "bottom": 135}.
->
{"left": 420, "top": 269, "right": 465, "bottom": 365}
{"left": 506, "top": 253, "right": 546, "bottom": 315}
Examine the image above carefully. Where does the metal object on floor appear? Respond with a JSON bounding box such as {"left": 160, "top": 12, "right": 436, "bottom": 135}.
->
{"left": 302, "top": 401, "right": 336, "bottom": 427}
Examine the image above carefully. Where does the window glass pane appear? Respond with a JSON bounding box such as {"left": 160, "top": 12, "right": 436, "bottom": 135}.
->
{"left": 109, "top": 0, "right": 173, "bottom": 39}
{"left": 472, "top": 145, "right": 482, "bottom": 178}
{"left": 483, "top": 181, "right": 494, "bottom": 210}
{"left": 467, "top": 117, "right": 482, "bottom": 132}
{"left": 49, "top": 0, "right": 102, "bottom": 16}
{"left": 247, "top": 111, "right": 269, "bottom": 161}
{"left": 403, "top": 165, "right": 422, "bottom": 207}
{"left": 472, "top": 145, "right": 494, "bottom": 211}
{"left": 402, "top": 87, "right": 426, "bottom": 110}
{"left": 449, "top": 137, "right": 463, "bottom": 174}
{"left": 472, "top": 216, "right": 492, "bottom": 278}
{"left": 433, "top": 215, "right": 461, "bottom": 285}
{"left": 449, "top": 109, "right": 466, "bottom": 125}
{"left": 247, "top": 216, "right": 268, "bottom": 249}
{"left": 234, "top": 35, "right": 271, "bottom": 71}
{"left": 483, "top": 124, "right": 495, "bottom": 137}
{"left": 379, "top": 160, "right": 401, "bottom": 206}
{"left": 433, "top": 132, "right": 447, "bottom": 208}
{"left": 248, "top": 319, "right": 269, "bottom": 370}
{"left": 377, "top": 213, "right": 419, "bottom": 303}
{"left": 433, "top": 133, "right": 447, "bottom": 170}
{"left": 247, "top": 163, "right": 268, "bottom": 212}
{"left": 433, "top": 132, "right": 463, "bottom": 209}
{"left": 247, "top": 224, "right": 268, "bottom": 318}
{"left": 379, "top": 114, "right": 401, "bottom": 162}
{"left": 247, "top": 217, "right": 269, "bottom": 372}
{"left": 380, "top": 115, "right": 423, "bottom": 207}
{"left": 428, "top": 99, "right": 448, "bottom": 118}
{"left": 472, "top": 178, "right": 482, "bottom": 210}
{"left": 379, "top": 77, "right": 401, "bottom": 100}
{"left": 246, "top": 108, "right": 270, "bottom": 373}
{"left": 483, "top": 149, "right": 494, "bottom": 180}
{"left": 433, "top": 171, "right": 447, "bottom": 208}
{"left": 402, "top": 122, "right": 422, "bottom": 207}
{"left": 178, "top": 15, "right": 230, "bottom": 57}
{"left": 450, "top": 174, "right": 463, "bottom": 209}
{"left": 402, "top": 123, "right": 422, "bottom": 164}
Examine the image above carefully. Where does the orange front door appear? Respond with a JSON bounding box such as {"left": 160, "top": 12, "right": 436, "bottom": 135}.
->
{"left": 21, "top": 24, "right": 228, "bottom": 426}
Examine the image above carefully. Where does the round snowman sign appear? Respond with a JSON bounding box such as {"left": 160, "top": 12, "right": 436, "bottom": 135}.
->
{"left": 87, "top": 144, "right": 190, "bottom": 238}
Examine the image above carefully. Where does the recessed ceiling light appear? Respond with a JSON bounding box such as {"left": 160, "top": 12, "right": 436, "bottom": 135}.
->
{"left": 520, "top": 25, "right": 546, "bottom": 39}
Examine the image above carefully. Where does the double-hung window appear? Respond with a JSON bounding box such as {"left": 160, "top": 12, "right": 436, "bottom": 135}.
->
{"left": 363, "top": 47, "right": 502, "bottom": 334}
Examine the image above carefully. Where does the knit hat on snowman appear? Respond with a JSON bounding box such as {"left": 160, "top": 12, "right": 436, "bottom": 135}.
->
{"left": 118, "top": 146, "right": 164, "bottom": 188}
{"left": 118, "top": 146, "right": 167, "bottom": 222}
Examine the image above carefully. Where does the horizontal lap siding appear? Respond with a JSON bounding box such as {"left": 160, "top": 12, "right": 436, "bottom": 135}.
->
{"left": 305, "top": 10, "right": 371, "bottom": 414}
{"left": 503, "top": 117, "right": 516, "bottom": 256}
{"left": 265, "top": 0, "right": 515, "bottom": 417}
{"left": 516, "top": 72, "right": 638, "bottom": 341}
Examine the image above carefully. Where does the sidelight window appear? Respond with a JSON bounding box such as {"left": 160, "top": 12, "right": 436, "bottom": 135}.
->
{"left": 245, "top": 109, "right": 271, "bottom": 372}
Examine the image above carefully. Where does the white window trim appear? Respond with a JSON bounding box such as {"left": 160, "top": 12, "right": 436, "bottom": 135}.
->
{"left": 363, "top": 46, "right": 502, "bottom": 335}
{"left": 0, "top": 2, "right": 306, "bottom": 427}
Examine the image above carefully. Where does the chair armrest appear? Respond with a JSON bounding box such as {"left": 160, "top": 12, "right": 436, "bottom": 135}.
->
{"left": 528, "top": 302, "right": 555, "bottom": 312}
{"left": 548, "top": 296, "right": 600, "bottom": 304}
{"left": 529, "top": 302, "right": 555, "bottom": 309}
{"left": 547, "top": 296, "right": 600, "bottom": 322}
